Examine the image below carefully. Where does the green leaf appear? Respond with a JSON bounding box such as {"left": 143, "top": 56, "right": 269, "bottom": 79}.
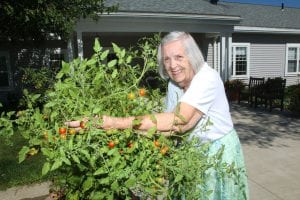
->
{"left": 82, "top": 177, "right": 94, "bottom": 192}
{"left": 92, "top": 107, "right": 101, "bottom": 114}
{"left": 80, "top": 149, "right": 90, "bottom": 160}
{"left": 71, "top": 154, "right": 80, "bottom": 164}
{"left": 69, "top": 89, "right": 79, "bottom": 98}
{"left": 62, "top": 157, "right": 71, "bottom": 165}
{"left": 174, "top": 174, "right": 183, "bottom": 183}
{"left": 107, "top": 148, "right": 117, "bottom": 156}
{"left": 107, "top": 59, "right": 117, "bottom": 68}
{"left": 32, "top": 94, "right": 41, "bottom": 101}
{"left": 112, "top": 43, "right": 121, "bottom": 54}
{"left": 86, "top": 58, "right": 97, "bottom": 66}
{"left": 18, "top": 146, "right": 29, "bottom": 163}
{"left": 66, "top": 191, "right": 79, "bottom": 200}
{"left": 41, "top": 148, "right": 53, "bottom": 158}
{"left": 125, "top": 176, "right": 136, "bottom": 188}
{"left": 126, "top": 55, "right": 132, "bottom": 64}
{"left": 100, "top": 50, "right": 109, "bottom": 61}
{"left": 51, "top": 159, "right": 62, "bottom": 171}
{"left": 93, "top": 38, "right": 102, "bottom": 53}
{"left": 42, "top": 162, "right": 50, "bottom": 175}
{"left": 147, "top": 126, "right": 157, "bottom": 137}
{"left": 111, "top": 69, "right": 118, "bottom": 79}
{"left": 50, "top": 111, "right": 58, "bottom": 121}
{"left": 111, "top": 180, "right": 119, "bottom": 191}
{"left": 94, "top": 168, "right": 107, "bottom": 176}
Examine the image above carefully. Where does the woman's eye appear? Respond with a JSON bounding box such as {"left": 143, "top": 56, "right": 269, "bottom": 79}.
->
{"left": 175, "top": 55, "right": 183, "bottom": 60}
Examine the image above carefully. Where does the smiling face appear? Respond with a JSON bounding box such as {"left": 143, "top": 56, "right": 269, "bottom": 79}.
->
{"left": 162, "top": 39, "right": 195, "bottom": 91}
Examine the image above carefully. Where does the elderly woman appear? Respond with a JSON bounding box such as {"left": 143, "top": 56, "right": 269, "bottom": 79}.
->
{"left": 67, "top": 31, "right": 249, "bottom": 199}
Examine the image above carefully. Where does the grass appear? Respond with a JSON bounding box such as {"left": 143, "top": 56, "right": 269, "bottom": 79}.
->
{"left": 0, "top": 133, "right": 51, "bottom": 191}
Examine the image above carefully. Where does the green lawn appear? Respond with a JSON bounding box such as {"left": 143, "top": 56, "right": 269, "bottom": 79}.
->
{"left": 0, "top": 133, "right": 50, "bottom": 191}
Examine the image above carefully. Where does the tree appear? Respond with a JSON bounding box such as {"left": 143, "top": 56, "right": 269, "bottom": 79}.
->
{"left": 0, "top": 0, "right": 118, "bottom": 42}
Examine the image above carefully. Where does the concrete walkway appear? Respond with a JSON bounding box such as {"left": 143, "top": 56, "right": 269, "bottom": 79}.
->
{"left": 1, "top": 102, "right": 300, "bottom": 200}
{"left": 230, "top": 102, "right": 300, "bottom": 200}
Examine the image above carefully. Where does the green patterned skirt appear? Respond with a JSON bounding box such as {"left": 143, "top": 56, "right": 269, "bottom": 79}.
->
{"left": 202, "top": 129, "right": 249, "bottom": 200}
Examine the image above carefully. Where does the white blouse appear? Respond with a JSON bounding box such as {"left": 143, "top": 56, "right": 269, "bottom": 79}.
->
{"left": 164, "top": 63, "right": 233, "bottom": 142}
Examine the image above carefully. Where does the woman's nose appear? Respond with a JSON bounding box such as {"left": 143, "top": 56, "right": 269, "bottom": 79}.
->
{"left": 169, "top": 58, "right": 177, "bottom": 69}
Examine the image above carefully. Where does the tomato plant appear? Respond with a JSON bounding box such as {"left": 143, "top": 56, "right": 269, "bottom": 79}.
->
{"left": 0, "top": 34, "right": 236, "bottom": 200}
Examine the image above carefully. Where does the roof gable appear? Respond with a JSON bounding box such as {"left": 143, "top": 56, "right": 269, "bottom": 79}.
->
{"left": 107, "top": 0, "right": 300, "bottom": 29}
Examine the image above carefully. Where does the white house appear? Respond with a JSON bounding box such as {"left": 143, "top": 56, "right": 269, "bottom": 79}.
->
{"left": 1, "top": 0, "right": 300, "bottom": 104}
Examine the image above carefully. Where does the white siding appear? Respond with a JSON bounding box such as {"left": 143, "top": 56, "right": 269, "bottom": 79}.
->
{"left": 250, "top": 43, "right": 285, "bottom": 78}
{"left": 233, "top": 33, "right": 300, "bottom": 86}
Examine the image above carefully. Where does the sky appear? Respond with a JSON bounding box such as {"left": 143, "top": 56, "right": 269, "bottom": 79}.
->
{"left": 221, "top": 0, "right": 300, "bottom": 8}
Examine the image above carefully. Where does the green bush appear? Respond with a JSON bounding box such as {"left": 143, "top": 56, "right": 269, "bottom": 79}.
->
{"left": 224, "top": 79, "right": 245, "bottom": 101}
{"left": 285, "top": 84, "right": 300, "bottom": 114}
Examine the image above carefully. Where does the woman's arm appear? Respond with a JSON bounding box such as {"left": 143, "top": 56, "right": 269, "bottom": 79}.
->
{"left": 65, "top": 102, "right": 203, "bottom": 135}
{"left": 102, "top": 102, "right": 203, "bottom": 134}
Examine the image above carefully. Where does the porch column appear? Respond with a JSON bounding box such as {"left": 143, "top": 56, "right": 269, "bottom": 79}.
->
{"left": 67, "top": 38, "right": 74, "bottom": 62}
{"left": 219, "top": 33, "right": 232, "bottom": 81}
{"left": 77, "top": 31, "right": 83, "bottom": 60}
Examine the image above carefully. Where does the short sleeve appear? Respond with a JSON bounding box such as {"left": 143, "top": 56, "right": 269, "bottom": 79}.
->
{"left": 179, "top": 67, "right": 218, "bottom": 115}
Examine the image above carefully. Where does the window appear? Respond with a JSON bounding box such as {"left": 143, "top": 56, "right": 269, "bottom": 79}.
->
{"left": 45, "top": 48, "right": 67, "bottom": 69}
{"left": 0, "top": 51, "right": 11, "bottom": 88}
{"left": 231, "top": 43, "right": 250, "bottom": 77}
{"left": 286, "top": 44, "right": 300, "bottom": 75}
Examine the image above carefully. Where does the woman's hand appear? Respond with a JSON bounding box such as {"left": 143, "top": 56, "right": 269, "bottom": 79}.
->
{"left": 64, "top": 116, "right": 100, "bottom": 131}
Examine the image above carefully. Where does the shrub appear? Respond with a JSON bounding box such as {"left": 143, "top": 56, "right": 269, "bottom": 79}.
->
{"left": 285, "top": 84, "right": 300, "bottom": 114}
{"left": 224, "top": 79, "right": 245, "bottom": 101}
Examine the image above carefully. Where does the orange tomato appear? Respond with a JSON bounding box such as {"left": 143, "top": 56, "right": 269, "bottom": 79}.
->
{"left": 160, "top": 146, "right": 169, "bottom": 155}
{"left": 154, "top": 140, "right": 160, "bottom": 148}
{"left": 59, "top": 127, "right": 66, "bottom": 135}
{"left": 108, "top": 141, "right": 115, "bottom": 149}
{"left": 139, "top": 88, "right": 146, "bottom": 97}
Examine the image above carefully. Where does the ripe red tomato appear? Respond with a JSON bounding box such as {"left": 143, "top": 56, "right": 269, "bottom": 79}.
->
{"left": 59, "top": 127, "right": 66, "bottom": 135}
{"left": 108, "top": 141, "right": 115, "bottom": 149}
{"left": 127, "top": 92, "right": 135, "bottom": 100}
{"left": 139, "top": 88, "right": 146, "bottom": 97}
{"left": 80, "top": 121, "right": 85, "bottom": 129}
{"left": 127, "top": 143, "right": 133, "bottom": 148}
{"left": 154, "top": 140, "right": 160, "bottom": 148}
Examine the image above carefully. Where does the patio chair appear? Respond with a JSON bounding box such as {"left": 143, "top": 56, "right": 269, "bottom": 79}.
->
{"left": 238, "top": 76, "right": 265, "bottom": 107}
{"left": 263, "top": 77, "right": 286, "bottom": 111}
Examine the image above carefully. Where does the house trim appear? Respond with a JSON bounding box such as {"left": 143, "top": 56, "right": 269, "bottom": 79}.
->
{"left": 98, "top": 12, "right": 241, "bottom": 22}
{"left": 234, "top": 26, "right": 300, "bottom": 34}
{"left": 285, "top": 43, "right": 300, "bottom": 76}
